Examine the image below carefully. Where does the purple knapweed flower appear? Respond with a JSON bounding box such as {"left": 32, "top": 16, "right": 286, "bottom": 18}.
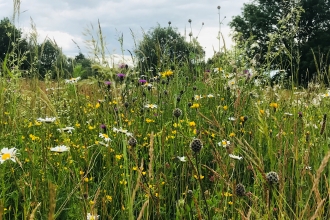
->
{"left": 139, "top": 79, "right": 147, "bottom": 85}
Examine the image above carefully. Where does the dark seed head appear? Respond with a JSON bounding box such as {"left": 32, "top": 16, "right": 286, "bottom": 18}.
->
{"left": 266, "top": 171, "right": 279, "bottom": 185}
{"left": 173, "top": 108, "right": 182, "bottom": 118}
{"left": 235, "top": 183, "right": 246, "bottom": 197}
{"left": 128, "top": 137, "right": 137, "bottom": 147}
{"left": 190, "top": 138, "right": 203, "bottom": 153}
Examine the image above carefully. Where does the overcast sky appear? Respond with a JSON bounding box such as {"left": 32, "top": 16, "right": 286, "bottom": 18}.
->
{"left": 1, "top": 0, "right": 251, "bottom": 63}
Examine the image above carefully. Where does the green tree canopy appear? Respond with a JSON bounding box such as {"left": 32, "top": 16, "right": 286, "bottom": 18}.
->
{"left": 230, "top": 0, "right": 330, "bottom": 85}
{"left": 135, "top": 25, "right": 204, "bottom": 75}
{"left": 0, "top": 17, "right": 30, "bottom": 72}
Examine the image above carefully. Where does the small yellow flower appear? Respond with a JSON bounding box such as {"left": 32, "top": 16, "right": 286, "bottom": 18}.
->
{"left": 193, "top": 175, "right": 204, "bottom": 180}
{"left": 190, "top": 103, "right": 200, "bottom": 109}
{"left": 146, "top": 118, "right": 155, "bottom": 123}
{"left": 260, "top": 109, "right": 265, "bottom": 115}
{"left": 106, "top": 195, "right": 112, "bottom": 202}
{"left": 229, "top": 132, "right": 236, "bottom": 137}
{"left": 189, "top": 121, "right": 196, "bottom": 127}
{"left": 115, "top": 154, "right": 123, "bottom": 160}
{"left": 270, "top": 102, "right": 278, "bottom": 109}
{"left": 132, "top": 166, "right": 138, "bottom": 171}
{"left": 84, "top": 177, "right": 89, "bottom": 182}
{"left": 228, "top": 201, "right": 233, "bottom": 205}
{"left": 223, "top": 192, "right": 232, "bottom": 197}
{"left": 223, "top": 105, "right": 228, "bottom": 111}
{"left": 95, "top": 102, "right": 100, "bottom": 108}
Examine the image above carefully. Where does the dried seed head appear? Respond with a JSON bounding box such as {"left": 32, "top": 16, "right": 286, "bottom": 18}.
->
{"left": 266, "top": 171, "right": 279, "bottom": 184}
{"left": 235, "top": 183, "right": 246, "bottom": 197}
{"left": 173, "top": 108, "right": 182, "bottom": 118}
{"left": 190, "top": 138, "right": 203, "bottom": 153}
{"left": 128, "top": 137, "right": 137, "bottom": 147}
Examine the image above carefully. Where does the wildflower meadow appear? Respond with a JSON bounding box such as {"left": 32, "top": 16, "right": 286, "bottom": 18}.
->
{"left": 1, "top": 2, "right": 330, "bottom": 220}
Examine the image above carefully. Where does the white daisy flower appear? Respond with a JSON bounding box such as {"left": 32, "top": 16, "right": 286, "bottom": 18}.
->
{"left": 50, "top": 145, "right": 70, "bottom": 152}
{"left": 57, "top": 127, "right": 75, "bottom": 133}
{"left": 0, "top": 147, "right": 18, "bottom": 163}
{"left": 99, "top": 133, "right": 111, "bottom": 142}
{"left": 207, "top": 94, "right": 214, "bottom": 98}
{"left": 229, "top": 154, "right": 243, "bottom": 160}
{"left": 228, "top": 117, "right": 236, "bottom": 121}
{"left": 87, "top": 213, "right": 99, "bottom": 220}
{"left": 177, "top": 156, "right": 187, "bottom": 162}
{"left": 113, "top": 127, "right": 132, "bottom": 136}
{"left": 65, "top": 77, "right": 81, "bottom": 84}
{"left": 284, "top": 113, "right": 293, "bottom": 116}
{"left": 194, "top": 95, "right": 203, "bottom": 100}
{"left": 37, "top": 117, "right": 56, "bottom": 123}
{"left": 144, "top": 104, "right": 158, "bottom": 109}
{"left": 305, "top": 166, "right": 312, "bottom": 170}
{"left": 218, "top": 139, "right": 230, "bottom": 148}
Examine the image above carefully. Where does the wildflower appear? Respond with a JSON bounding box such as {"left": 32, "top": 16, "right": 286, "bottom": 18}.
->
{"left": 57, "top": 127, "right": 75, "bottom": 133}
{"left": 146, "top": 118, "right": 155, "bottom": 123}
{"left": 229, "top": 132, "right": 236, "bottom": 137}
{"left": 0, "top": 147, "right": 18, "bottom": 164}
{"left": 189, "top": 121, "right": 196, "bottom": 127}
{"left": 100, "top": 124, "right": 107, "bottom": 133}
{"left": 229, "top": 154, "right": 243, "bottom": 160}
{"left": 266, "top": 171, "right": 279, "bottom": 184}
{"left": 270, "top": 102, "right": 278, "bottom": 109}
{"left": 87, "top": 213, "right": 99, "bottom": 220}
{"left": 144, "top": 104, "right": 158, "bottom": 109}
{"left": 106, "top": 195, "right": 113, "bottom": 202}
{"left": 161, "top": 70, "right": 174, "bottom": 77}
{"left": 177, "top": 156, "right": 187, "bottom": 162}
{"left": 65, "top": 77, "right": 81, "bottom": 84}
{"left": 99, "top": 133, "right": 111, "bottom": 142}
{"left": 218, "top": 139, "right": 230, "bottom": 148}
{"left": 260, "top": 109, "right": 265, "bottom": 115}
{"left": 190, "top": 103, "right": 200, "bottom": 109}
{"left": 117, "top": 73, "right": 126, "bottom": 80}
{"left": 193, "top": 174, "right": 204, "bottom": 180}
{"left": 139, "top": 79, "right": 147, "bottom": 85}
{"left": 113, "top": 127, "right": 133, "bottom": 137}
{"left": 194, "top": 94, "right": 203, "bottom": 100}
{"left": 37, "top": 117, "right": 56, "bottom": 123}
{"left": 207, "top": 94, "right": 214, "bottom": 98}
{"left": 284, "top": 112, "right": 293, "bottom": 116}
{"left": 190, "top": 138, "right": 203, "bottom": 153}
{"left": 50, "top": 145, "right": 70, "bottom": 153}
{"left": 228, "top": 117, "right": 236, "bottom": 121}
{"left": 223, "top": 105, "right": 228, "bottom": 111}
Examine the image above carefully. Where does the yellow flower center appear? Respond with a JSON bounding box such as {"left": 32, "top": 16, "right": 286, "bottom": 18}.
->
{"left": 2, "top": 153, "right": 10, "bottom": 160}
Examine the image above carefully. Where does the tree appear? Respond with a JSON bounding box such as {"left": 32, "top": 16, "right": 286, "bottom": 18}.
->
{"left": 38, "top": 39, "right": 61, "bottom": 78}
{"left": 230, "top": 0, "right": 330, "bottom": 85}
{"left": 135, "top": 25, "right": 204, "bottom": 75}
{"left": 73, "top": 52, "right": 93, "bottom": 79}
{"left": 0, "top": 17, "right": 30, "bottom": 73}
